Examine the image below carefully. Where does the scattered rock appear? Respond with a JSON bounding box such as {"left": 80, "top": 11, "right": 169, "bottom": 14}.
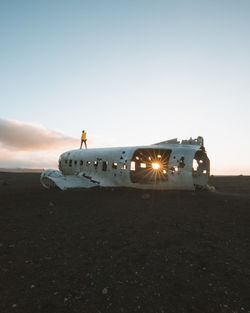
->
{"left": 1, "top": 173, "right": 250, "bottom": 312}
{"left": 141, "top": 193, "right": 151, "bottom": 200}
{"left": 102, "top": 287, "right": 108, "bottom": 295}
{"left": 206, "top": 185, "right": 216, "bottom": 192}
{"left": 2, "top": 180, "right": 10, "bottom": 186}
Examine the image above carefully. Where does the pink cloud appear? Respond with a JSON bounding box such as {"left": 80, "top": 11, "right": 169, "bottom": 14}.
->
{"left": 0, "top": 118, "right": 82, "bottom": 169}
{"left": 0, "top": 149, "right": 58, "bottom": 169}
{"left": 0, "top": 118, "right": 79, "bottom": 151}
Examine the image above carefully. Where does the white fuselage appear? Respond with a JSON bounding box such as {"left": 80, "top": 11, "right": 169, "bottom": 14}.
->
{"left": 54, "top": 143, "right": 209, "bottom": 190}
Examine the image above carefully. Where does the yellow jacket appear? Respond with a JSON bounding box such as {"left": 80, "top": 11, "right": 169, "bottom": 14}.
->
{"left": 81, "top": 132, "right": 87, "bottom": 140}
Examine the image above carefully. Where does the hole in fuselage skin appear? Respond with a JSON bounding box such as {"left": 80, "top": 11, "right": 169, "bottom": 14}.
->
{"left": 130, "top": 148, "right": 172, "bottom": 184}
{"left": 179, "top": 156, "right": 185, "bottom": 168}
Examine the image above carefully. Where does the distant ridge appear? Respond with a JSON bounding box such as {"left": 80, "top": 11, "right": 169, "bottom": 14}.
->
{"left": 0, "top": 168, "right": 44, "bottom": 173}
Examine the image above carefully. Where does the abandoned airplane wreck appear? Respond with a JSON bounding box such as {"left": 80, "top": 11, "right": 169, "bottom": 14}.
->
{"left": 40, "top": 136, "right": 210, "bottom": 190}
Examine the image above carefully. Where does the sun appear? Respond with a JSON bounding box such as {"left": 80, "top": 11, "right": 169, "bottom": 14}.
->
{"left": 152, "top": 162, "right": 160, "bottom": 170}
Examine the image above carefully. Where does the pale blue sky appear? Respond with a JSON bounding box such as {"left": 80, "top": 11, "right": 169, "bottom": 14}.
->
{"left": 0, "top": 0, "right": 250, "bottom": 173}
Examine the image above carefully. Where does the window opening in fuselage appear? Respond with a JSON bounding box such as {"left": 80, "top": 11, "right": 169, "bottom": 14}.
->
{"left": 69, "top": 160, "right": 72, "bottom": 167}
{"left": 102, "top": 161, "right": 108, "bottom": 171}
{"left": 86, "top": 161, "right": 91, "bottom": 166}
{"left": 94, "top": 161, "right": 98, "bottom": 167}
{"left": 130, "top": 161, "right": 135, "bottom": 171}
{"left": 74, "top": 160, "right": 77, "bottom": 165}
{"left": 193, "top": 159, "right": 199, "bottom": 171}
{"left": 130, "top": 148, "right": 172, "bottom": 184}
{"left": 80, "top": 160, "right": 83, "bottom": 166}
{"left": 65, "top": 159, "right": 68, "bottom": 164}
{"left": 112, "top": 162, "right": 118, "bottom": 169}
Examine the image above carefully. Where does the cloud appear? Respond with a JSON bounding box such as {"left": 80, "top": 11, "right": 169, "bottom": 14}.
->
{"left": 0, "top": 117, "right": 82, "bottom": 169}
{"left": 0, "top": 118, "right": 79, "bottom": 151}
{"left": 0, "top": 149, "right": 58, "bottom": 169}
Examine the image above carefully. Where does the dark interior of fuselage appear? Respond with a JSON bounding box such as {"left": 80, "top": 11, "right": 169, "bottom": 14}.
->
{"left": 130, "top": 148, "right": 172, "bottom": 184}
{"left": 192, "top": 148, "right": 210, "bottom": 188}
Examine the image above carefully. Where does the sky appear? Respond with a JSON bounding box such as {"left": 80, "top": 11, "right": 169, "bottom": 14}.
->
{"left": 0, "top": 0, "right": 250, "bottom": 174}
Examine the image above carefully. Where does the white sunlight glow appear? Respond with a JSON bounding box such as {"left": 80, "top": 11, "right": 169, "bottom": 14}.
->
{"left": 152, "top": 163, "right": 160, "bottom": 170}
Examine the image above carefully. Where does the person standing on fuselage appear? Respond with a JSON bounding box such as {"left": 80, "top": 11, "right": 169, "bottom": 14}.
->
{"left": 80, "top": 130, "right": 87, "bottom": 149}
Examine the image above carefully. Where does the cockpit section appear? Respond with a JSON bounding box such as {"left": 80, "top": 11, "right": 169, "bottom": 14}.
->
{"left": 130, "top": 148, "right": 172, "bottom": 184}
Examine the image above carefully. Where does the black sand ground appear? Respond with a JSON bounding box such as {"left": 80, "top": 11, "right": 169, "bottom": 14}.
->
{"left": 0, "top": 173, "right": 249, "bottom": 313}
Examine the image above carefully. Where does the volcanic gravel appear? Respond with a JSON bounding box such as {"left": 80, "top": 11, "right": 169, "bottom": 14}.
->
{"left": 0, "top": 173, "right": 250, "bottom": 313}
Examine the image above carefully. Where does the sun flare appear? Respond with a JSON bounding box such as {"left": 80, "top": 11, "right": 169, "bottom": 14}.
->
{"left": 152, "top": 162, "right": 160, "bottom": 170}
